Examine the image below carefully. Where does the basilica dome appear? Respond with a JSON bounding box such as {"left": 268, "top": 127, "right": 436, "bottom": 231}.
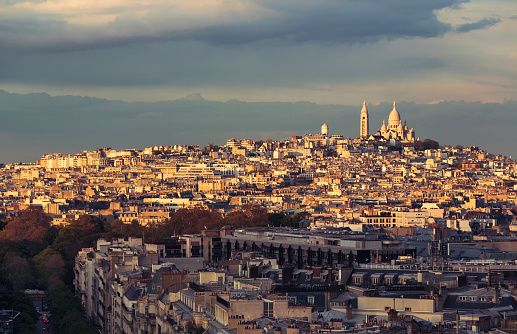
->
{"left": 388, "top": 101, "right": 401, "bottom": 124}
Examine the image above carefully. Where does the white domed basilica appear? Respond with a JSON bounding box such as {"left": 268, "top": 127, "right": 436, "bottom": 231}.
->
{"left": 362, "top": 101, "right": 414, "bottom": 142}
{"left": 378, "top": 102, "right": 415, "bottom": 141}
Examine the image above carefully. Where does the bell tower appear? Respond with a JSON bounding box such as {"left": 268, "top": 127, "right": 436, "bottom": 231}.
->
{"left": 360, "top": 100, "right": 369, "bottom": 138}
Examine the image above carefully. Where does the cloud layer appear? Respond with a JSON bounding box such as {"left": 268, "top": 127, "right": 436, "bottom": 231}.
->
{"left": 1, "top": 0, "right": 463, "bottom": 50}
{"left": 0, "top": 0, "right": 514, "bottom": 106}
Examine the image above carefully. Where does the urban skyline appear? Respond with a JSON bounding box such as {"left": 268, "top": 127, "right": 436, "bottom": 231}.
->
{"left": 3, "top": 112, "right": 517, "bottom": 333}
{"left": 3, "top": 1, "right": 517, "bottom": 332}
{"left": 1, "top": 89, "right": 516, "bottom": 165}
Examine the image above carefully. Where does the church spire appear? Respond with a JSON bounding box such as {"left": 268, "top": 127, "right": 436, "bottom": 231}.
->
{"left": 360, "top": 100, "right": 369, "bottom": 138}
{"left": 361, "top": 100, "right": 368, "bottom": 114}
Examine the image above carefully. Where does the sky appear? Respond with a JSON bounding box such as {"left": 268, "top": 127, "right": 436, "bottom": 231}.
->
{"left": 1, "top": 0, "right": 517, "bottom": 163}
{"left": 0, "top": 0, "right": 516, "bottom": 104}
{"left": 1, "top": 91, "right": 516, "bottom": 163}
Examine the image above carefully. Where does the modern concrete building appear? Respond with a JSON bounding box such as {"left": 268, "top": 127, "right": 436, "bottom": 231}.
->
{"left": 221, "top": 227, "right": 416, "bottom": 267}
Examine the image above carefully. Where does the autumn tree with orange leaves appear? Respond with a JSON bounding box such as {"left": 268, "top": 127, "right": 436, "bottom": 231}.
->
{"left": 1, "top": 206, "right": 51, "bottom": 244}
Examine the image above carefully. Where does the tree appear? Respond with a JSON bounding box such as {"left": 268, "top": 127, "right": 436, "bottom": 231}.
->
{"left": 225, "top": 204, "right": 268, "bottom": 228}
{"left": 9, "top": 291, "right": 38, "bottom": 334}
{"left": 60, "top": 308, "right": 91, "bottom": 334}
{"left": 3, "top": 253, "right": 34, "bottom": 291}
{"left": 422, "top": 139, "right": 439, "bottom": 150}
{"left": 109, "top": 219, "right": 144, "bottom": 238}
{"left": 1, "top": 206, "right": 51, "bottom": 244}
{"left": 293, "top": 211, "right": 310, "bottom": 222}
{"left": 268, "top": 213, "right": 289, "bottom": 227}
{"left": 168, "top": 208, "right": 224, "bottom": 234}
{"left": 33, "top": 247, "right": 66, "bottom": 290}
{"left": 52, "top": 227, "right": 82, "bottom": 258}
{"left": 452, "top": 161, "right": 463, "bottom": 169}
{"left": 47, "top": 284, "right": 92, "bottom": 334}
{"left": 258, "top": 167, "right": 269, "bottom": 174}
{"left": 145, "top": 221, "right": 175, "bottom": 243}
{"left": 69, "top": 215, "right": 105, "bottom": 236}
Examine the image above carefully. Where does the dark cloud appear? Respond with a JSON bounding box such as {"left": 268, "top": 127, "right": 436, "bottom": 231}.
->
{"left": 0, "top": 0, "right": 471, "bottom": 92}
{"left": 0, "top": 0, "right": 465, "bottom": 52}
{"left": 455, "top": 17, "right": 501, "bottom": 33}
{"left": 245, "top": 0, "right": 458, "bottom": 43}
{"left": 0, "top": 13, "right": 65, "bottom": 34}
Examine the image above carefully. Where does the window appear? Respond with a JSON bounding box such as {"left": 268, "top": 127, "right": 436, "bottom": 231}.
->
{"left": 289, "top": 296, "right": 297, "bottom": 304}
{"left": 264, "top": 301, "right": 273, "bottom": 317}
{"left": 459, "top": 296, "right": 468, "bottom": 301}
{"left": 469, "top": 296, "right": 477, "bottom": 301}
{"left": 307, "top": 296, "right": 315, "bottom": 305}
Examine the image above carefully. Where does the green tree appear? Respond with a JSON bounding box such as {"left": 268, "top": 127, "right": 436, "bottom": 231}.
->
{"left": 267, "top": 213, "right": 298, "bottom": 227}
{"left": 47, "top": 284, "right": 92, "bottom": 334}
{"left": 9, "top": 291, "right": 38, "bottom": 334}
{"left": 33, "top": 247, "right": 66, "bottom": 290}
{"left": 293, "top": 211, "right": 310, "bottom": 222}
{"left": 60, "top": 308, "right": 91, "bottom": 334}
{"left": 52, "top": 227, "right": 82, "bottom": 259}
{"left": 3, "top": 253, "right": 34, "bottom": 291}
{"left": 13, "top": 312, "right": 37, "bottom": 334}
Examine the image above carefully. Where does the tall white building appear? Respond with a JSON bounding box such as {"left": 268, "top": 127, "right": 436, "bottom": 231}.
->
{"left": 360, "top": 100, "right": 369, "bottom": 138}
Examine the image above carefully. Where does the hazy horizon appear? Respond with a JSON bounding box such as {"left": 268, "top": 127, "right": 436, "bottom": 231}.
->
{"left": 1, "top": 89, "right": 515, "bottom": 164}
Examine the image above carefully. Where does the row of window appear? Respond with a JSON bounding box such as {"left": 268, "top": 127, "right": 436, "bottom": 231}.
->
{"left": 288, "top": 296, "right": 315, "bottom": 305}
{"left": 458, "top": 296, "right": 499, "bottom": 302}
{"left": 383, "top": 306, "right": 412, "bottom": 311}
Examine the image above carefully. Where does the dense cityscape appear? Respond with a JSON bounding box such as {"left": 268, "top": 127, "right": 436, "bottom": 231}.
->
{"left": 2, "top": 102, "right": 517, "bottom": 334}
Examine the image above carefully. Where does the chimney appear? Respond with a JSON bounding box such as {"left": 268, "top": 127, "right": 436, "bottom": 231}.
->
{"left": 346, "top": 303, "right": 353, "bottom": 320}
{"left": 388, "top": 308, "right": 398, "bottom": 322}
{"left": 327, "top": 268, "right": 333, "bottom": 284}
{"left": 282, "top": 266, "right": 295, "bottom": 285}
{"left": 313, "top": 267, "right": 322, "bottom": 279}
{"left": 494, "top": 286, "right": 500, "bottom": 302}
